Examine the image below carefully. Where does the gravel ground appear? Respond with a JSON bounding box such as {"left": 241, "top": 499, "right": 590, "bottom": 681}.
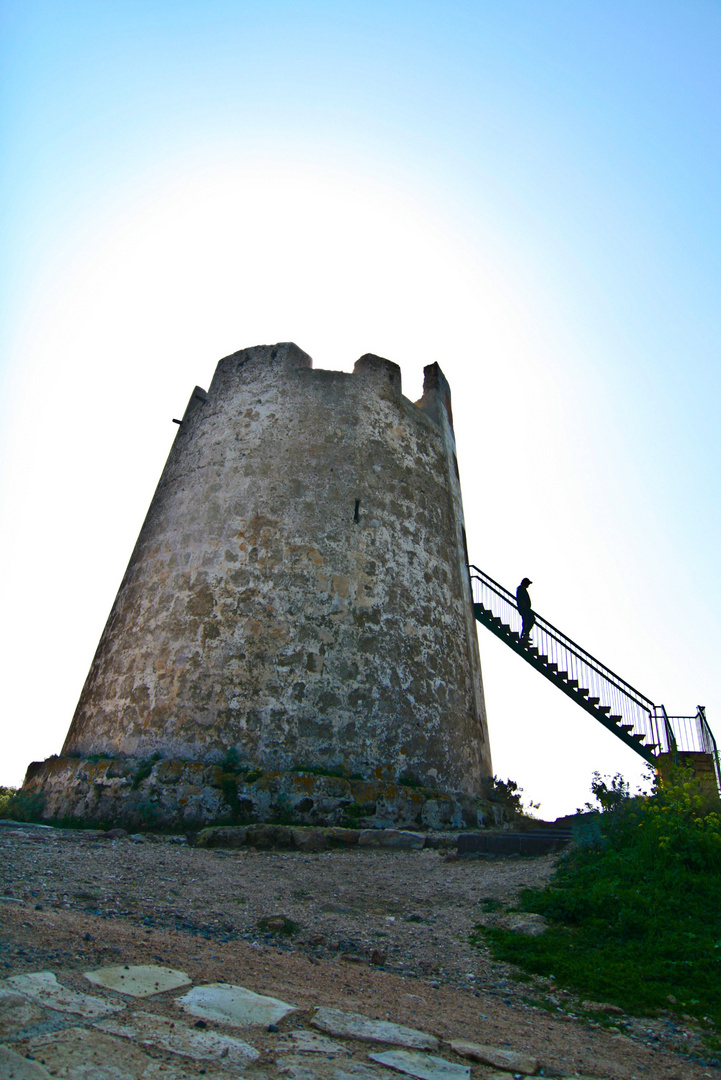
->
{"left": 0, "top": 822, "right": 718, "bottom": 1080}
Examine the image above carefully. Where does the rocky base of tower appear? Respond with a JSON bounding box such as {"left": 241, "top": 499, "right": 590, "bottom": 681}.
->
{"left": 19, "top": 755, "right": 515, "bottom": 833}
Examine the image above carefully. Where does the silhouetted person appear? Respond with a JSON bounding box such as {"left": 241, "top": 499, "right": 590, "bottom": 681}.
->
{"left": 516, "top": 577, "right": 535, "bottom": 646}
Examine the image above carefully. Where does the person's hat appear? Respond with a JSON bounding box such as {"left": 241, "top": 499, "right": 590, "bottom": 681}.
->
{"left": 521, "top": 577, "right": 532, "bottom": 586}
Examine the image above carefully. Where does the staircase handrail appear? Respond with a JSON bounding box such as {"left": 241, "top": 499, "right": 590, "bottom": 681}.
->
{"left": 468, "top": 564, "right": 657, "bottom": 715}
{"left": 469, "top": 564, "right": 716, "bottom": 775}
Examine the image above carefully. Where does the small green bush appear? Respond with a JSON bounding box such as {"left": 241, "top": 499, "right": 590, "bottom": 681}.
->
{"left": 473, "top": 767, "right": 721, "bottom": 1026}
{"left": 486, "top": 775, "right": 524, "bottom": 815}
{"left": 0, "top": 788, "right": 45, "bottom": 823}
{"left": 0, "top": 786, "right": 18, "bottom": 817}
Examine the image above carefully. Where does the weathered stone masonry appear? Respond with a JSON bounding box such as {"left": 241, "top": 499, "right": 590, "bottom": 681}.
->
{"left": 25, "top": 343, "right": 492, "bottom": 827}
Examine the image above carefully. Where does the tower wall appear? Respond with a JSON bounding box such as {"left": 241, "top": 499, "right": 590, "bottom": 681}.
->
{"left": 60, "top": 343, "right": 490, "bottom": 798}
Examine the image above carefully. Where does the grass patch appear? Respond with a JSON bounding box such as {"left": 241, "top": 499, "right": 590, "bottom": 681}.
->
{"left": 472, "top": 768, "right": 721, "bottom": 1026}
{"left": 478, "top": 897, "right": 504, "bottom": 913}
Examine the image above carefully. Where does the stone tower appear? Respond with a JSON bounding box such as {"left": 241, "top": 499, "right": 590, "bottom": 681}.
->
{"left": 25, "top": 344, "right": 492, "bottom": 829}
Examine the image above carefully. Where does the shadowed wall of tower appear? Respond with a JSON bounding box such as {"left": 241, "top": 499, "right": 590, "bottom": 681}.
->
{"left": 61, "top": 343, "right": 491, "bottom": 795}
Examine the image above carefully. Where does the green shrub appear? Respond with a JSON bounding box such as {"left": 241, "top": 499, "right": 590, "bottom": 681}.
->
{"left": 0, "top": 787, "right": 18, "bottom": 817}
{"left": 1, "top": 788, "right": 45, "bottom": 823}
{"left": 473, "top": 767, "right": 721, "bottom": 1025}
{"left": 486, "top": 775, "right": 524, "bottom": 815}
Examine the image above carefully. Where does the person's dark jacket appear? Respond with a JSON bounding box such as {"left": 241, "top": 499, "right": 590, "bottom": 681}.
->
{"left": 516, "top": 584, "right": 532, "bottom": 614}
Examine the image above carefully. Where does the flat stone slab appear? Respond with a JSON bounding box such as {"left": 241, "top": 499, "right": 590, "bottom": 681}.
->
{"left": 177, "top": 982, "right": 297, "bottom": 1027}
{"left": 311, "top": 1007, "right": 438, "bottom": 1050}
{"left": 282, "top": 1030, "right": 347, "bottom": 1054}
{"left": 278, "top": 1065, "right": 321, "bottom": 1080}
{"left": 0, "top": 1043, "right": 52, "bottom": 1078}
{"left": 279, "top": 1064, "right": 395, "bottom": 1080}
{"left": 447, "top": 1040, "right": 538, "bottom": 1075}
{"left": 96, "top": 1009, "right": 259, "bottom": 1065}
{"left": 0, "top": 987, "right": 46, "bottom": 1037}
{"left": 358, "top": 831, "right": 425, "bottom": 850}
{"left": 85, "top": 964, "right": 191, "bottom": 998}
{"left": 334, "top": 1066, "right": 395, "bottom": 1080}
{"left": 6, "top": 973, "right": 124, "bottom": 1019}
{"left": 369, "top": 1050, "right": 470, "bottom": 1080}
{"left": 27, "top": 1026, "right": 187, "bottom": 1079}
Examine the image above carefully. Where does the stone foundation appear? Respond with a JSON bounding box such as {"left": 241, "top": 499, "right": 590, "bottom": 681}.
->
{"left": 21, "top": 755, "right": 509, "bottom": 833}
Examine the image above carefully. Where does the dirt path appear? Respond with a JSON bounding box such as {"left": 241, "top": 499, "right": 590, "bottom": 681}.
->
{"left": 0, "top": 823, "right": 716, "bottom": 1079}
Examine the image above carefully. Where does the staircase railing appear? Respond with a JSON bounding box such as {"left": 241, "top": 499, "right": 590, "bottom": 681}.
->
{"left": 469, "top": 565, "right": 717, "bottom": 783}
{"left": 661, "top": 705, "right": 721, "bottom": 788}
{"left": 468, "top": 565, "right": 667, "bottom": 753}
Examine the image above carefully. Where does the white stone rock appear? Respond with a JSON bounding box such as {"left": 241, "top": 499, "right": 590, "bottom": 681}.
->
{"left": 369, "top": 1051, "right": 470, "bottom": 1080}
{"left": 358, "top": 831, "right": 425, "bottom": 850}
{"left": 96, "top": 1009, "right": 259, "bottom": 1065}
{"left": 0, "top": 1044, "right": 52, "bottom": 1079}
{"left": 27, "top": 1026, "right": 188, "bottom": 1079}
{"left": 84, "top": 964, "right": 191, "bottom": 998}
{"left": 278, "top": 1065, "right": 321, "bottom": 1080}
{"left": 0, "top": 988, "right": 46, "bottom": 1037}
{"left": 177, "top": 983, "right": 297, "bottom": 1027}
{"left": 333, "top": 1065, "right": 395, "bottom": 1080}
{"left": 446, "top": 1040, "right": 538, "bottom": 1075}
{"left": 282, "top": 1030, "right": 347, "bottom": 1054}
{"left": 5, "top": 973, "right": 124, "bottom": 1019}
{"left": 311, "top": 1008, "right": 438, "bottom": 1050}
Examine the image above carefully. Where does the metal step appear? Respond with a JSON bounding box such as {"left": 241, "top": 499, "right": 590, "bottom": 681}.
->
{"left": 567, "top": 679, "right": 579, "bottom": 689}
{"left": 609, "top": 715, "right": 622, "bottom": 724}
{"left": 587, "top": 697, "right": 600, "bottom": 706}
{"left": 598, "top": 705, "right": 611, "bottom": 714}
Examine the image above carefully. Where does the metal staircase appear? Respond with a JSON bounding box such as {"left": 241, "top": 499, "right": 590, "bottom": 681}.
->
{"left": 469, "top": 565, "right": 719, "bottom": 785}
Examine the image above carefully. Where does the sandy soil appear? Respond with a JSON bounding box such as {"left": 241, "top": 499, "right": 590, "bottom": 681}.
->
{"left": 0, "top": 822, "right": 718, "bottom": 1080}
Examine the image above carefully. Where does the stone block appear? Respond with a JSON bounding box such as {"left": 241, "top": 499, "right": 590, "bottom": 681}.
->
{"left": 196, "top": 825, "right": 249, "bottom": 848}
{"left": 178, "top": 982, "right": 296, "bottom": 1027}
{"left": 311, "top": 1007, "right": 437, "bottom": 1050}
{"left": 358, "top": 830, "right": 425, "bottom": 850}
{"left": 27, "top": 1026, "right": 187, "bottom": 1079}
{"left": 0, "top": 988, "right": 46, "bottom": 1036}
{"left": 6, "top": 972, "right": 124, "bottom": 1019}
{"left": 369, "top": 1051, "right": 470, "bottom": 1080}
{"left": 0, "top": 1044, "right": 52, "bottom": 1078}
{"left": 96, "top": 1009, "right": 259, "bottom": 1065}
{"left": 447, "top": 1039, "right": 538, "bottom": 1075}
{"left": 84, "top": 964, "right": 191, "bottom": 998}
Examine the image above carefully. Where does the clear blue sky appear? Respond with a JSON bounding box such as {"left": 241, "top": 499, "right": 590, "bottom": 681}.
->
{"left": 1, "top": 1, "right": 719, "bottom": 816}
